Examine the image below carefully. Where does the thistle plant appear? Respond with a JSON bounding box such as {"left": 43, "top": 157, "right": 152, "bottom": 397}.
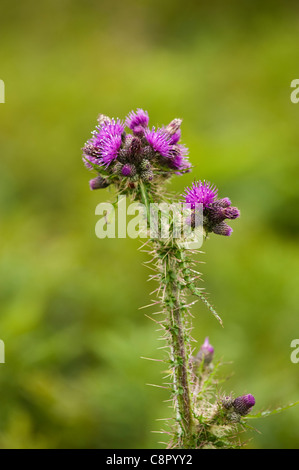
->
{"left": 82, "top": 109, "right": 298, "bottom": 449}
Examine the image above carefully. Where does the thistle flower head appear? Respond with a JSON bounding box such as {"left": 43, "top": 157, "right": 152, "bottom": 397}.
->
{"left": 82, "top": 118, "right": 125, "bottom": 169}
{"left": 183, "top": 181, "right": 218, "bottom": 208}
{"left": 233, "top": 394, "right": 255, "bottom": 416}
{"left": 94, "top": 119, "right": 125, "bottom": 166}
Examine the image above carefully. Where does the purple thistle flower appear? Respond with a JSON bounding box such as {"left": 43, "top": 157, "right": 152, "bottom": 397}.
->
{"left": 183, "top": 181, "right": 218, "bottom": 209}
{"left": 125, "top": 109, "right": 149, "bottom": 134}
{"left": 100, "top": 134, "right": 123, "bottom": 166}
{"left": 145, "top": 128, "right": 172, "bottom": 158}
{"left": 233, "top": 394, "right": 255, "bottom": 416}
{"left": 93, "top": 119, "right": 124, "bottom": 146}
{"left": 92, "top": 119, "right": 125, "bottom": 167}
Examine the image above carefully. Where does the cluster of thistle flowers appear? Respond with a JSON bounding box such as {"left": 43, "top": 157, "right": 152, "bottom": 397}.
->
{"left": 82, "top": 109, "right": 191, "bottom": 191}
{"left": 82, "top": 111, "right": 240, "bottom": 238}
{"left": 195, "top": 338, "right": 256, "bottom": 421}
{"left": 183, "top": 181, "right": 240, "bottom": 237}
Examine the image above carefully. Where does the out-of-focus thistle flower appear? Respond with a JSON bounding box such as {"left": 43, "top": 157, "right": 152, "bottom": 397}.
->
{"left": 233, "top": 394, "right": 255, "bottom": 416}
{"left": 183, "top": 180, "right": 240, "bottom": 236}
{"left": 82, "top": 109, "right": 191, "bottom": 191}
{"left": 199, "top": 336, "right": 214, "bottom": 365}
{"left": 193, "top": 337, "right": 214, "bottom": 368}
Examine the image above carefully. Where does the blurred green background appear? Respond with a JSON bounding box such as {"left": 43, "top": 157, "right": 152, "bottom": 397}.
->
{"left": 0, "top": 0, "right": 299, "bottom": 449}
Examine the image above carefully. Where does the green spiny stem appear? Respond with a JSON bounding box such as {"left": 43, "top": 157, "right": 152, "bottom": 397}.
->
{"left": 162, "top": 248, "right": 194, "bottom": 447}
{"left": 138, "top": 181, "right": 195, "bottom": 447}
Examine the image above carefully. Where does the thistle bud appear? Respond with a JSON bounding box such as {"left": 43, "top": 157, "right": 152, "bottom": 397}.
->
{"left": 141, "top": 169, "right": 154, "bottom": 182}
{"left": 233, "top": 394, "right": 255, "bottom": 416}
{"left": 113, "top": 162, "right": 124, "bottom": 174}
{"left": 165, "top": 118, "right": 182, "bottom": 135}
{"left": 121, "top": 164, "right": 136, "bottom": 177}
{"left": 221, "top": 396, "right": 234, "bottom": 410}
{"left": 89, "top": 175, "right": 110, "bottom": 190}
{"left": 142, "top": 146, "right": 155, "bottom": 159}
{"left": 130, "top": 137, "right": 142, "bottom": 158}
{"left": 212, "top": 222, "right": 233, "bottom": 237}
{"left": 140, "top": 159, "right": 151, "bottom": 171}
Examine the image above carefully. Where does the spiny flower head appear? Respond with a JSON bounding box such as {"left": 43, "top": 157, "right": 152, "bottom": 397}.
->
{"left": 82, "top": 109, "right": 191, "bottom": 193}
{"left": 183, "top": 181, "right": 218, "bottom": 208}
{"left": 182, "top": 180, "right": 240, "bottom": 237}
{"left": 83, "top": 119, "right": 124, "bottom": 169}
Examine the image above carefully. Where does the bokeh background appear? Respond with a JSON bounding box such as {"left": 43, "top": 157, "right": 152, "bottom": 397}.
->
{"left": 0, "top": 0, "right": 299, "bottom": 449}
